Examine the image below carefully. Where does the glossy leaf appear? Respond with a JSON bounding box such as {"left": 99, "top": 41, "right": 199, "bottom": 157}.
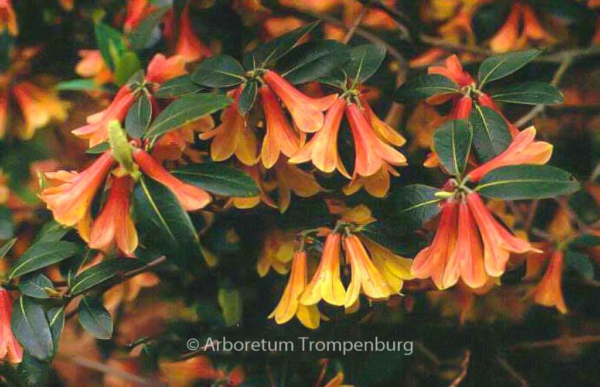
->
{"left": 32, "top": 221, "right": 70, "bottom": 245}
{"left": 125, "top": 92, "right": 152, "bottom": 138}
{"left": 191, "top": 55, "right": 245, "bottom": 87}
{"left": 344, "top": 44, "right": 386, "bottom": 84}
{"left": 69, "top": 259, "right": 144, "bottom": 296}
{"left": 86, "top": 142, "right": 110, "bottom": 154}
{"left": 0, "top": 237, "right": 16, "bottom": 260}
{"left": 0, "top": 205, "right": 14, "bottom": 239}
{"left": 565, "top": 250, "right": 594, "bottom": 280}
{"left": 18, "top": 274, "right": 54, "bottom": 299}
{"left": 128, "top": 6, "right": 171, "bottom": 50}
{"left": 432, "top": 119, "right": 473, "bottom": 177}
{"left": 55, "top": 79, "right": 104, "bottom": 91}
{"left": 395, "top": 74, "right": 459, "bottom": 103}
{"left": 94, "top": 22, "right": 127, "bottom": 69}
{"left": 47, "top": 307, "right": 65, "bottom": 356}
{"left": 12, "top": 297, "right": 54, "bottom": 361}
{"left": 172, "top": 164, "right": 259, "bottom": 197}
{"left": 114, "top": 52, "right": 142, "bottom": 86}
{"left": 386, "top": 184, "right": 442, "bottom": 229}
{"left": 9, "top": 242, "right": 80, "bottom": 280}
{"left": 478, "top": 49, "right": 542, "bottom": 87}
{"left": 155, "top": 75, "right": 202, "bottom": 98}
{"left": 469, "top": 105, "right": 511, "bottom": 162}
{"left": 237, "top": 80, "right": 257, "bottom": 115}
{"left": 78, "top": 297, "right": 113, "bottom": 340}
{"left": 278, "top": 40, "right": 351, "bottom": 84}
{"left": 491, "top": 82, "right": 564, "bottom": 105}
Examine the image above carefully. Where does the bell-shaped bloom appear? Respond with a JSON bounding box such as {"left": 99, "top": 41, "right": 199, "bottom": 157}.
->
{"left": 257, "top": 229, "right": 295, "bottom": 277}
{"left": 428, "top": 54, "right": 474, "bottom": 89}
{"left": 359, "top": 235, "right": 414, "bottom": 294}
{"left": 12, "top": 81, "right": 70, "bottom": 140}
{"left": 529, "top": 250, "right": 567, "bottom": 314}
{"left": 288, "top": 97, "right": 349, "bottom": 177}
{"left": 343, "top": 234, "right": 393, "bottom": 307}
{"left": 199, "top": 87, "right": 258, "bottom": 166}
{"left": 451, "top": 95, "right": 473, "bottom": 120}
{"left": 75, "top": 50, "right": 113, "bottom": 85}
{"left": 344, "top": 165, "right": 398, "bottom": 198}
{"left": 270, "top": 251, "right": 320, "bottom": 329}
{"left": 262, "top": 70, "right": 337, "bottom": 133}
{"left": 467, "top": 126, "right": 553, "bottom": 182}
{"left": 273, "top": 158, "right": 322, "bottom": 213}
{"left": 72, "top": 86, "right": 136, "bottom": 147}
{"left": 40, "top": 151, "right": 115, "bottom": 227}
{"left": 301, "top": 233, "right": 346, "bottom": 306}
{"left": 133, "top": 149, "right": 211, "bottom": 211}
{"left": 0, "top": 288, "right": 22, "bottom": 363}
{"left": 455, "top": 201, "right": 487, "bottom": 288}
{"left": 0, "top": 90, "right": 8, "bottom": 138}
{"left": 359, "top": 96, "right": 406, "bottom": 147}
{"left": 259, "top": 85, "right": 303, "bottom": 168}
{"left": 124, "top": 0, "right": 156, "bottom": 32}
{"left": 0, "top": 0, "right": 18, "bottom": 36}
{"left": 489, "top": 3, "right": 554, "bottom": 53}
{"left": 346, "top": 103, "right": 407, "bottom": 177}
{"left": 145, "top": 54, "right": 187, "bottom": 84}
{"left": 89, "top": 176, "right": 138, "bottom": 254}
{"left": 175, "top": 6, "right": 212, "bottom": 62}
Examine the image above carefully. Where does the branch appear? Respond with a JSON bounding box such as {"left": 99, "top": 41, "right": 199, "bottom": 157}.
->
{"left": 497, "top": 357, "right": 529, "bottom": 387}
{"left": 342, "top": 5, "right": 368, "bottom": 44}
{"left": 449, "top": 350, "right": 471, "bottom": 387}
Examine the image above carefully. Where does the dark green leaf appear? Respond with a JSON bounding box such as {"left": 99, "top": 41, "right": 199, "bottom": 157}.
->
{"left": 145, "top": 93, "right": 232, "bottom": 138}
{"left": 0, "top": 237, "right": 16, "bottom": 260}
{"left": 86, "top": 142, "right": 110, "bottom": 154}
{"left": 476, "top": 165, "right": 580, "bottom": 200}
{"left": 125, "top": 92, "right": 152, "bottom": 138}
{"left": 69, "top": 259, "right": 144, "bottom": 296}
{"left": 114, "top": 52, "right": 142, "bottom": 86}
{"left": 133, "top": 177, "right": 203, "bottom": 271}
{"left": 94, "top": 22, "right": 128, "bottom": 69}
{"left": 9, "top": 242, "right": 80, "bottom": 280}
{"left": 395, "top": 74, "right": 459, "bottom": 103}
{"left": 432, "top": 119, "right": 472, "bottom": 177}
{"left": 172, "top": 164, "right": 259, "bottom": 197}
{"left": 155, "top": 75, "right": 202, "bottom": 98}
{"left": 571, "top": 234, "right": 600, "bottom": 248}
{"left": 469, "top": 105, "right": 511, "bottom": 162}
{"left": 18, "top": 354, "right": 52, "bottom": 386}
{"left": 18, "top": 274, "right": 54, "bottom": 299}
{"left": 237, "top": 80, "right": 257, "bottom": 115}
{"left": 569, "top": 190, "right": 600, "bottom": 224}
{"left": 191, "top": 55, "right": 245, "bottom": 88}
{"left": 218, "top": 287, "right": 242, "bottom": 327}
{"left": 478, "top": 49, "right": 542, "bottom": 86}
{"left": 128, "top": 6, "right": 171, "bottom": 50}
{"left": 386, "top": 184, "right": 442, "bottom": 228}
{"left": 32, "top": 221, "right": 69, "bottom": 244}
{"left": 12, "top": 297, "right": 54, "bottom": 361}
{"left": 565, "top": 250, "right": 594, "bottom": 280}
{"left": 78, "top": 297, "right": 113, "bottom": 340}
{"left": 344, "top": 44, "right": 386, "bottom": 84}
{"left": 47, "top": 306, "right": 65, "bottom": 355}
{"left": 0, "top": 205, "right": 14, "bottom": 239}
{"left": 491, "top": 82, "right": 564, "bottom": 105}
{"left": 55, "top": 79, "right": 104, "bottom": 91}
{"left": 278, "top": 40, "right": 351, "bottom": 84}
{"left": 243, "top": 22, "right": 319, "bottom": 69}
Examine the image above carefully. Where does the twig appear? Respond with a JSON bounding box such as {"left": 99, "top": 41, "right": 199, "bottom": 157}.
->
{"left": 449, "top": 350, "right": 471, "bottom": 387}
{"left": 508, "top": 335, "right": 600, "bottom": 350}
{"left": 66, "top": 356, "right": 167, "bottom": 386}
{"left": 414, "top": 340, "right": 441, "bottom": 366}
{"left": 342, "top": 5, "right": 368, "bottom": 44}
{"left": 497, "top": 357, "right": 529, "bottom": 387}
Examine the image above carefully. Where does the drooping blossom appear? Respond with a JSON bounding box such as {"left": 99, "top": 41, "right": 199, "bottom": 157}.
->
{"left": 257, "top": 229, "right": 295, "bottom": 277}
{"left": 75, "top": 50, "right": 113, "bottom": 85}
{"left": 0, "top": 0, "right": 18, "bottom": 36}
{"left": 529, "top": 250, "right": 567, "bottom": 314}
{"left": 272, "top": 158, "right": 322, "bottom": 213}
{"left": 145, "top": 54, "right": 187, "bottom": 85}
{"left": 174, "top": 5, "right": 212, "bottom": 62}
{"left": 359, "top": 235, "right": 414, "bottom": 294}
{"left": 0, "top": 288, "right": 23, "bottom": 363}
{"left": 124, "top": 0, "right": 156, "bottom": 33}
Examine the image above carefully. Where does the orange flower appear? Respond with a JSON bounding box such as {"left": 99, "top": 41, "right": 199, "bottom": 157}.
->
{"left": 270, "top": 251, "right": 320, "bottom": 329}
{"left": 259, "top": 85, "right": 303, "bottom": 168}
{"left": 0, "top": 0, "right": 18, "bottom": 36}
{"left": 455, "top": 201, "right": 487, "bottom": 288}
{"left": 358, "top": 95, "right": 406, "bottom": 147}
{"left": 89, "top": 176, "right": 138, "bottom": 254}
{"left": 273, "top": 158, "right": 323, "bottom": 213}
{"left": 0, "top": 288, "right": 22, "bottom": 363}
{"left": 175, "top": 6, "right": 212, "bottom": 62}
{"left": 145, "top": 54, "right": 187, "bottom": 84}
{"left": 199, "top": 87, "right": 258, "bottom": 166}
{"left": 359, "top": 235, "right": 414, "bottom": 293}
{"left": 257, "top": 229, "right": 295, "bottom": 277}
{"left": 529, "top": 250, "right": 567, "bottom": 313}
{"left": 124, "top": 0, "right": 156, "bottom": 33}
{"left": 0, "top": 90, "right": 8, "bottom": 138}
{"left": 40, "top": 151, "right": 115, "bottom": 228}
{"left": 75, "top": 50, "right": 113, "bottom": 85}
{"left": 262, "top": 70, "right": 337, "bottom": 133}
{"left": 466, "top": 126, "right": 553, "bottom": 182}
{"left": 428, "top": 54, "right": 474, "bottom": 88}
{"left": 133, "top": 149, "right": 211, "bottom": 211}
{"left": 300, "top": 233, "right": 346, "bottom": 306}
{"left": 344, "top": 165, "right": 398, "bottom": 198}
{"left": 72, "top": 85, "right": 136, "bottom": 147}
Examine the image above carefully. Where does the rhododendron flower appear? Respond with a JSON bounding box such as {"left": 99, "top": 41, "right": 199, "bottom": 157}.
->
{"left": 257, "top": 229, "right": 295, "bottom": 277}
{"left": 270, "top": 251, "right": 321, "bottom": 329}
{"left": 529, "top": 250, "right": 567, "bottom": 314}
{"left": 0, "top": 0, "right": 18, "bottom": 36}
{"left": 301, "top": 233, "right": 346, "bottom": 306}
{"left": 200, "top": 87, "right": 258, "bottom": 166}
{"left": 145, "top": 54, "right": 187, "bottom": 84}
{"left": 75, "top": 50, "right": 113, "bottom": 85}
{"left": 152, "top": 116, "right": 215, "bottom": 163}
{"left": 273, "top": 158, "right": 322, "bottom": 213}
{"left": 133, "top": 149, "right": 212, "bottom": 211}
{"left": 0, "top": 288, "right": 22, "bottom": 363}
{"left": 89, "top": 176, "right": 138, "bottom": 254}
{"left": 344, "top": 165, "right": 399, "bottom": 198}
{"left": 124, "top": 0, "right": 156, "bottom": 33}
{"left": 40, "top": 151, "right": 115, "bottom": 228}
{"left": 467, "top": 126, "right": 553, "bottom": 182}
{"left": 359, "top": 235, "right": 414, "bottom": 293}
{"left": 175, "top": 6, "right": 212, "bottom": 62}
{"left": 262, "top": 70, "right": 337, "bottom": 133}
{"left": 358, "top": 95, "right": 406, "bottom": 147}
{"left": 428, "top": 54, "right": 474, "bottom": 89}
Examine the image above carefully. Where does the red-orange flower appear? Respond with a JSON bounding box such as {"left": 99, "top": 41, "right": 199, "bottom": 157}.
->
{"left": 0, "top": 0, "right": 18, "bottom": 36}
{"left": 428, "top": 54, "right": 474, "bottom": 88}
{"left": 145, "top": 54, "right": 187, "bottom": 84}
{"left": 529, "top": 250, "right": 567, "bottom": 314}
{"left": 75, "top": 50, "right": 113, "bottom": 85}
{"left": 133, "top": 149, "right": 211, "bottom": 211}
{"left": 0, "top": 288, "right": 22, "bottom": 363}
{"left": 124, "top": 0, "right": 156, "bottom": 33}
{"left": 262, "top": 70, "right": 337, "bottom": 133}
{"left": 175, "top": 6, "right": 212, "bottom": 62}
{"left": 89, "top": 176, "right": 138, "bottom": 254}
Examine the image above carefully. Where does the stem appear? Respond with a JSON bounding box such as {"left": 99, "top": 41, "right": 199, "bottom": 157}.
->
{"left": 342, "top": 4, "right": 368, "bottom": 44}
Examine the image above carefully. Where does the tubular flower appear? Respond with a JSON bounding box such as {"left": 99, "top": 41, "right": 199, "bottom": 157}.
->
{"left": 344, "top": 165, "right": 399, "bottom": 198}
{"left": 346, "top": 102, "right": 407, "bottom": 177}
{"left": 270, "top": 251, "right": 321, "bottom": 329}
{"left": 358, "top": 95, "right": 406, "bottom": 147}
{"left": 257, "top": 229, "right": 295, "bottom": 277}
{"left": 0, "top": 288, "right": 22, "bottom": 363}
{"left": 89, "top": 176, "right": 138, "bottom": 254}
{"left": 262, "top": 70, "right": 338, "bottom": 133}
{"left": 72, "top": 85, "right": 136, "bottom": 147}
{"left": 0, "top": 0, "right": 17, "bottom": 36}
{"left": 199, "top": 87, "right": 258, "bottom": 166}
{"left": 273, "top": 158, "right": 323, "bottom": 213}
{"left": 145, "top": 54, "right": 187, "bottom": 84}
{"left": 259, "top": 85, "right": 304, "bottom": 168}
{"left": 288, "top": 98, "right": 350, "bottom": 177}
{"left": 175, "top": 6, "right": 212, "bottom": 62}
{"left": 428, "top": 54, "right": 474, "bottom": 88}
{"left": 75, "top": 50, "right": 113, "bottom": 85}
{"left": 40, "top": 151, "right": 115, "bottom": 227}
{"left": 133, "top": 149, "right": 211, "bottom": 211}
{"left": 300, "top": 233, "right": 346, "bottom": 306}
{"left": 124, "top": 0, "right": 156, "bottom": 33}
{"left": 358, "top": 235, "right": 414, "bottom": 294}
{"left": 529, "top": 250, "right": 567, "bottom": 314}
{"left": 466, "top": 126, "right": 553, "bottom": 182}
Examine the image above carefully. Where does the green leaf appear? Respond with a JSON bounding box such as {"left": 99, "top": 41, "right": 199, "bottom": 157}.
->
{"left": 571, "top": 234, "right": 600, "bottom": 248}
{"left": 86, "top": 142, "right": 110, "bottom": 154}
{"left": 133, "top": 177, "right": 203, "bottom": 271}
{"left": 243, "top": 22, "right": 319, "bottom": 69}
{"left": 18, "top": 274, "right": 54, "bottom": 299}
{"left": 191, "top": 55, "right": 245, "bottom": 88}
{"left": 565, "top": 249, "right": 594, "bottom": 280}
{"left": 154, "top": 75, "right": 203, "bottom": 98}
{"left": 145, "top": 93, "right": 232, "bottom": 138}
{"left": 94, "top": 22, "right": 128, "bottom": 69}
{"left": 277, "top": 40, "right": 351, "bottom": 84}
{"left": 78, "top": 297, "right": 113, "bottom": 340}
{"left": 9, "top": 242, "right": 80, "bottom": 280}
{"left": 432, "top": 119, "right": 473, "bottom": 177}
{"left": 32, "top": 221, "right": 69, "bottom": 245}
{"left": 12, "top": 297, "right": 54, "bottom": 361}
{"left": 218, "top": 287, "right": 242, "bottom": 327}
{"left": 125, "top": 92, "right": 152, "bottom": 138}
{"left": 491, "top": 82, "right": 564, "bottom": 105}
{"left": 55, "top": 79, "right": 104, "bottom": 91}
{"left": 172, "top": 164, "right": 259, "bottom": 197}
{"left": 18, "top": 354, "right": 52, "bottom": 386}
{"left": 478, "top": 49, "right": 542, "bottom": 87}
{"left": 69, "top": 259, "right": 144, "bottom": 296}
{"left": 114, "top": 52, "right": 142, "bottom": 86}
{"left": 47, "top": 306, "right": 65, "bottom": 355}
{"left": 476, "top": 165, "right": 580, "bottom": 200}
{"left": 237, "top": 80, "right": 257, "bottom": 115}
{"left": 469, "top": 105, "right": 511, "bottom": 162}
{"left": 0, "top": 205, "right": 14, "bottom": 239}
{"left": 386, "top": 184, "right": 442, "bottom": 229}
{"left": 395, "top": 74, "right": 459, "bottom": 103}
{"left": 569, "top": 190, "right": 600, "bottom": 224}
{"left": 0, "top": 237, "right": 16, "bottom": 260}
{"left": 344, "top": 44, "right": 386, "bottom": 85}
{"left": 128, "top": 6, "right": 171, "bottom": 50}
